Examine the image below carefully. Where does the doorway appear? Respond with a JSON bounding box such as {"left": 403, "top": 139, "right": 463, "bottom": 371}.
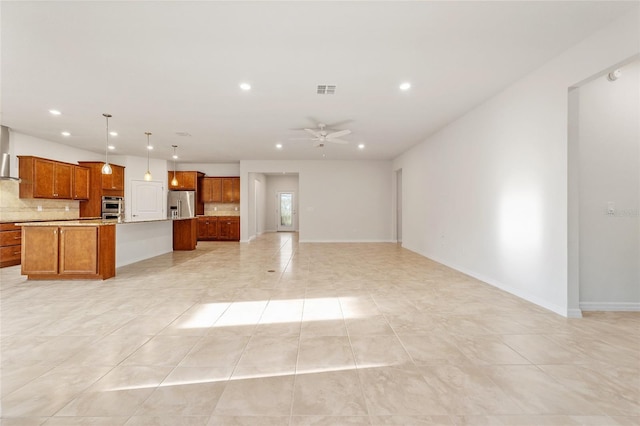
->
{"left": 277, "top": 191, "right": 295, "bottom": 232}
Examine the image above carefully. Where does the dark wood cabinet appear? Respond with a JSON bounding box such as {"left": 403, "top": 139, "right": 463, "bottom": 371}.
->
{"left": 197, "top": 216, "right": 218, "bottom": 240}
{"left": 78, "top": 162, "right": 126, "bottom": 217}
{"left": 168, "top": 171, "right": 201, "bottom": 191}
{"left": 222, "top": 178, "right": 240, "bottom": 203}
{"left": 102, "top": 164, "right": 125, "bottom": 192}
{"left": 198, "top": 216, "right": 239, "bottom": 241}
{"left": 200, "top": 177, "right": 223, "bottom": 203}
{"left": 218, "top": 216, "right": 240, "bottom": 241}
{"left": 199, "top": 177, "right": 240, "bottom": 204}
{"left": 18, "top": 156, "right": 74, "bottom": 199}
{"left": 173, "top": 218, "right": 197, "bottom": 250}
{"left": 21, "top": 224, "right": 115, "bottom": 280}
{"left": 0, "top": 223, "right": 22, "bottom": 268}
{"left": 73, "top": 165, "right": 90, "bottom": 200}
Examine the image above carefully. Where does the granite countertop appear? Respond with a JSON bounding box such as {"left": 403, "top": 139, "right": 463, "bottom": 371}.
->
{"left": 17, "top": 219, "right": 116, "bottom": 227}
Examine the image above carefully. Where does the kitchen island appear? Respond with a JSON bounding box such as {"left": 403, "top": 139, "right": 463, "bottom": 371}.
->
{"left": 20, "top": 220, "right": 116, "bottom": 280}
{"left": 19, "top": 217, "right": 196, "bottom": 280}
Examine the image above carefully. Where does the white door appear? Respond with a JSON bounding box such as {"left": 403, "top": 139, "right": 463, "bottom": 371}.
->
{"left": 276, "top": 191, "right": 295, "bottom": 232}
{"left": 131, "top": 180, "right": 164, "bottom": 221}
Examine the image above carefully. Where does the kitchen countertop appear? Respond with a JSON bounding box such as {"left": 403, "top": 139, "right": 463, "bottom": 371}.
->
{"left": 17, "top": 217, "right": 198, "bottom": 227}
{"left": 198, "top": 213, "right": 240, "bottom": 217}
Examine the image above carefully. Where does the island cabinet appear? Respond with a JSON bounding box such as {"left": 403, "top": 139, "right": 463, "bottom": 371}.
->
{"left": 168, "top": 171, "right": 203, "bottom": 191}
{"left": 0, "top": 223, "right": 22, "bottom": 268}
{"left": 18, "top": 156, "right": 79, "bottom": 199}
{"left": 173, "top": 218, "right": 197, "bottom": 250}
{"left": 197, "top": 216, "right": 218, "bottom": 240}
{"left": 21, "top": 224, "right": 115, "bottom": 280}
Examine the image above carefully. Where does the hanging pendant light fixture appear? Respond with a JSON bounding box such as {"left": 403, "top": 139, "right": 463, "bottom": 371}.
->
{"left": 144, "top": 132, "right": 152, "bottom": 181}
{"left": 171, "top": 145, "right": 179, "bottom": 187}
{"left": 101, "top": 113, "right": 113, "bottom": 175}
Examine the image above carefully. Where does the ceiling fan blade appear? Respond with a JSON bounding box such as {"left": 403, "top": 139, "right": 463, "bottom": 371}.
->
{"left": 304, "top": 128, "right": 321, "bottom": 138}
{"left": 328, "top": 138, "right": 349, "bottom": 144}
{"left": 324, "top": 119, "right": 353, "bottom": 130}
{"left": 326, "top": 129, "right": 351, "bottom": 139}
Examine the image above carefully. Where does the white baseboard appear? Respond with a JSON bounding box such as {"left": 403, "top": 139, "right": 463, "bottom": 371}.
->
{"left": 566, "top": 308, "right": 583, "bottom": 318}
{"left": 298, "top": 239, "right": 396, "bottom": 243}
{"left": 580, "top": 302, "right": 640, "bottom": 312}
{"left": 403, "top": 246, "right": 569, "bottom": 317}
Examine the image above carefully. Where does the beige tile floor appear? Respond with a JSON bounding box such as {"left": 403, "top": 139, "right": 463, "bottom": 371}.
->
{"left": 1, "top": 232, "right": 638, "bottom": 426}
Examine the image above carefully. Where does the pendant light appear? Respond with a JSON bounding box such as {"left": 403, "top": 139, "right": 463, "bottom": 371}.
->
{"left": 101, "top": 113, "right": 113, "bottom": 175}
{"left": 171, "top": 145, "right": 179, "bottom": 187}
{"left": 144, "top": 132, "right": 152, "bottom": 181}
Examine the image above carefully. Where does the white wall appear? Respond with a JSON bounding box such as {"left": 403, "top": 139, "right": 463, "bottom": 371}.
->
{"left": 578, "top": 60, "right": 640, "bottom": 310}
{"left": 393, "top": 12, "right": 639, "bottom": 317}
{"left": 265, "top": 174, "right": 299, "bottom": 232}
{"left": 10, "top": 131, "right": 103, "bottom": 165}
{"left": 246, "top": 172, "right": 267, "bottom": 239}
{"left": 240, "top": 160, "right": 393, "bottom": 243}
{"left": 177, "top": 162, "right": 239, "bottom": 176}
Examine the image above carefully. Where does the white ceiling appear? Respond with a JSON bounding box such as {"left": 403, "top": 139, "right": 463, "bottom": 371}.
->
{"left": 1, "top": 1, "right": 635, "bottom": 163}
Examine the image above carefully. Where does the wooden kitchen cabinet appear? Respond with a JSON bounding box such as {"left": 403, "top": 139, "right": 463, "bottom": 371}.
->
{"left": 21, "top": 224, "right": 115, "bottom": 280}
{"left": 197, "top": 216, "right": 218, "bottom": 240}
{"left": 168, "top": 171, "right": 202, "bottom": 191}
{"left": 102, "top": 164, "right": 125, "bottom": 192}
{"left": 217, "top": 216, "right": 240, "bottom": 241}
{"left": 18, "top": 156, "right": 74, "bottom": 199}
{"left": 73, "top": 165, "right": 90, "bottom": 200}
{"left": 222, "top": 178, "right": 240, "bottom": 203}
{"left": 173, "top": 218, "right": 197, "bottom": 250}
{"left": 0, "top": 223, "right": 22, "bottom": 268}
{"left": 200, "top": 177, "right": 223, "bottom": 203}
{"left": 78, "top": 161, "right": 126, "bottom": 217}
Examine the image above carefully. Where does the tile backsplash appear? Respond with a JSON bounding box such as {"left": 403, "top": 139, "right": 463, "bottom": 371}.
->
{"left": 204, "top": 202, "right": 240, "bottom": 216}
{"left": 0, "top": 181, "right": 80, "bottom": 222}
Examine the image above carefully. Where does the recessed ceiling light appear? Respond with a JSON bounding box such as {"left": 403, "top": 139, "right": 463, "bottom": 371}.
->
{"left": 358, "top": 143, "right": 365, "bottom": 149}
{"left": 399, "top": 82, "right": 411, "bottom": 91}
{"left": 109, "top": 131, "right": 118, "bottom": 136}
{"left": 108, "top": 145, "right": 116, "bottom": 150}
{"left": 49, "top": 109, "right": 62, "bottom": 115}
{"left": 276, "top": 143, "right": 283, "bottom": 149}
{"left": 240, "top": 83, "right": 251, "bottom": 91}
{"left": 147, "top": 145, "right": 153, "bottom": 150}
{"left": 61, "top": 131, "right": 71, "bottom": 136}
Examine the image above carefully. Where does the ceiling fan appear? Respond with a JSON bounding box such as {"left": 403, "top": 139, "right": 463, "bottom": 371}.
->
{"left": 290, "top": 123, "right": 352, "bottom": 147}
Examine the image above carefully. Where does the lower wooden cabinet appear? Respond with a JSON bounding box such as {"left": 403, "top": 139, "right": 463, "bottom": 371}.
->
{"left": 0, "top": 223, "right": 22, "bottom": 268}
{"left": 173, "top": 218, "right": 197, "bottom": 250}
{"left": 21, "top": 225, "right": 115, "bottom": 280}
{"left": 197, "top": 216, "right": 239, "bottom": 241}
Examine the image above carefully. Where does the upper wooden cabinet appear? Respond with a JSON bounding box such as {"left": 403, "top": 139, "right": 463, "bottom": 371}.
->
{"left": 18, "top": 156, "right": 75, "bottom": 199}
{"left": 102, "top": 164, "right": 125, "bottom": 191}
{"left": 222, "top": 177, "right": 240, "bottom": 203}
{"left": 200, "top": 177, "right": 223, "bottom": 203}
{"left": 168, "top": 171, "right": 203, "bottom": 191}
{"left": 73, "top": 165, "right": 90, "bottom": 200}
{"left": 78, "top": 161, "right": 126, "bottom": 217}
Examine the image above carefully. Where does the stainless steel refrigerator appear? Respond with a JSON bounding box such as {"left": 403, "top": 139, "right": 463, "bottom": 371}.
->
{"left": 168, "top": 191, "right": 195, "bottom": 219}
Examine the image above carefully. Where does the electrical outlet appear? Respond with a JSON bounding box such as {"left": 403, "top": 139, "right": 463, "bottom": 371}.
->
{"left": 65, "top": 205, "right": 69, "bottom": 212}
{"left": 37, "top": 205, "right": 42, "bottom": 212}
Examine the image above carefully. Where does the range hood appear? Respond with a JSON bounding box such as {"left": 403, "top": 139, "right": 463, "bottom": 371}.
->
{"left": 0, "top": 126, "right": 21, "bottom": 181}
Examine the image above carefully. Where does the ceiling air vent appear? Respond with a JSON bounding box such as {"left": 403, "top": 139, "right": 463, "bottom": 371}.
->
{"left": 175, "top": 131, "right": 191, "bottom": 137}
{"left": 316, "top": 85, "right": 336, "bottom": 95}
